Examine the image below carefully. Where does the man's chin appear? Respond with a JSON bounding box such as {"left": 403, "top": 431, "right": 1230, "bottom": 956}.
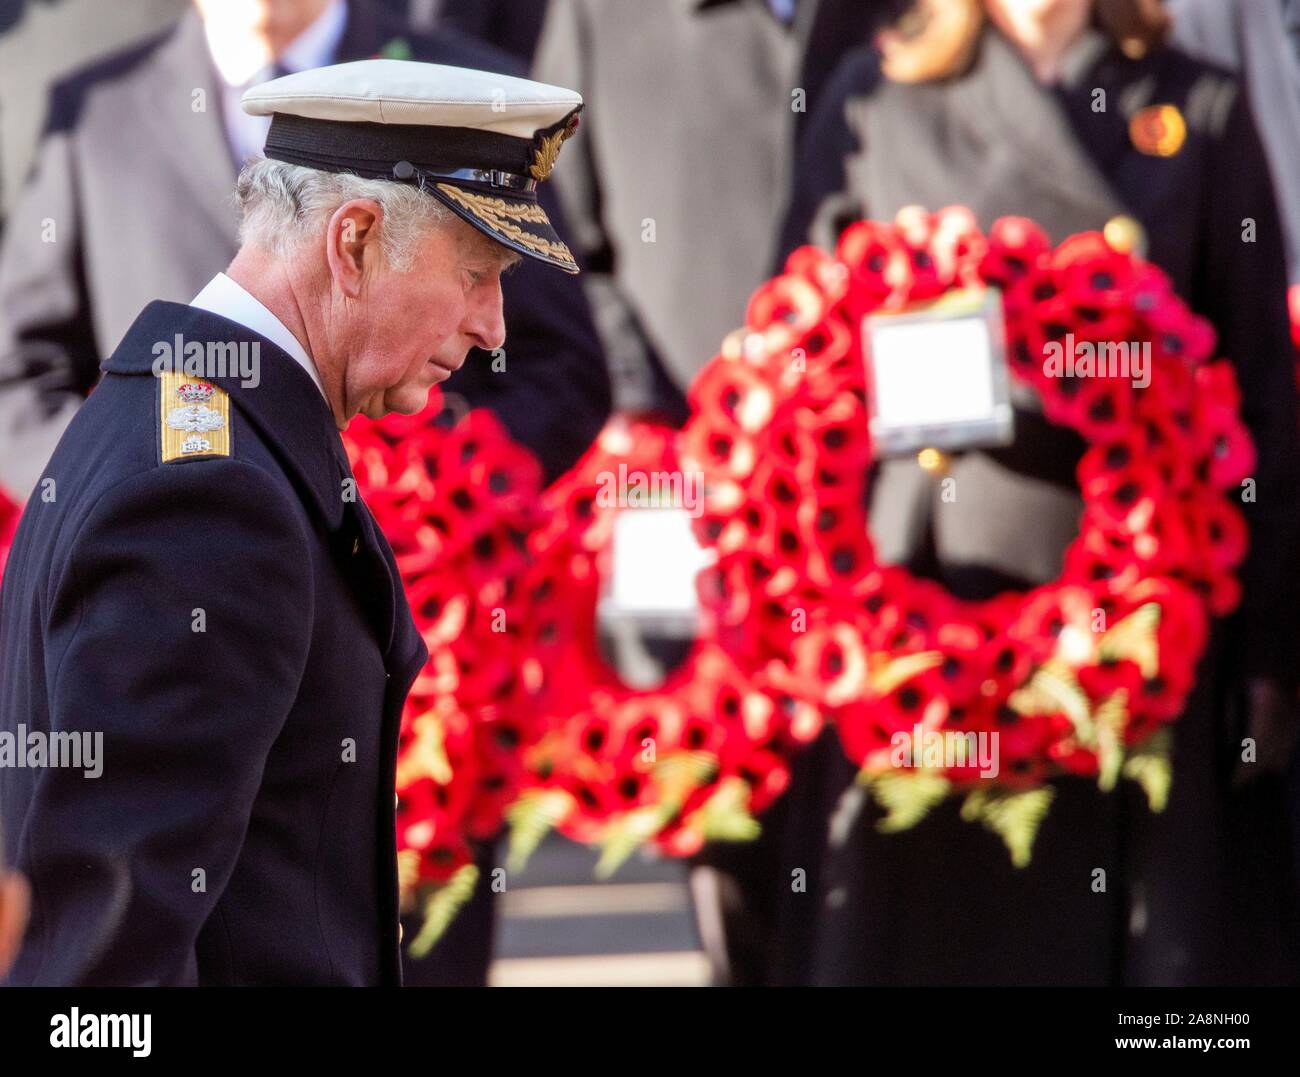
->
{"left": 385, "top": 386, "right": 437, "bottom": 417}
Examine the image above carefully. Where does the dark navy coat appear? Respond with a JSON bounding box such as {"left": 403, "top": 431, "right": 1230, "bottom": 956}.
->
{"left": 0, "top": 301, "right": 427, "bottom": 985}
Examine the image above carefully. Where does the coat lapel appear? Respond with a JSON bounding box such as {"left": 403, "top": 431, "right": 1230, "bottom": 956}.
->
{"left": 132, "top": 11, "right": 240, "bottom": 242}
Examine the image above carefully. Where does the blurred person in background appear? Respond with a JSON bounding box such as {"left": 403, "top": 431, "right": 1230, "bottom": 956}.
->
{"left": 1168, "top": 0, "right": 1300, "bottom": 909}
{"left": 1166, "top": 0, "right": 1300, "bottom": 284}
{"left": 0, "top": 0, "right": 609, "bottom": 500}
{"left": 0, "top": 0, "right": 610, "bottom": 987}
{"left": 533, "top": 0, "right": 905, "bottom": 986}
{"left": 416, "top": 0, "right": 551, "bottom": 67}
{"left": 534, "top": 0, "right": 907, "bottom": 424}
{"left": 775, "top": 0, "right": 1300, "bottom": 985}
{"left": 0, "top": 0, "right": 186, "bottom": 227}
{"left": 1285, "top": 0, "right": 1300, "bottom": 75}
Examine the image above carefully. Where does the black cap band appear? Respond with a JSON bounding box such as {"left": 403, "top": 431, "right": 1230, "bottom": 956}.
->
{"left": 262, "top": 112, "right": 538, "bottom": 189}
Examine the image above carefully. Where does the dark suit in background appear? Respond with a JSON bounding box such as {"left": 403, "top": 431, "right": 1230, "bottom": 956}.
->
{"left": 0, "top": 0, "right": 609, "bottom": 497}
{"left": 1168, "top": 0, "right": 1300, "bottom": 284}
{"left": 432, "top": 0, "right": 550, "bottom": 67}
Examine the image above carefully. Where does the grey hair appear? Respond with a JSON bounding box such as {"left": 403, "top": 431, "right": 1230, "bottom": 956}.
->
{"left": 235, "top": 156, "right": 452, "bottom": 272}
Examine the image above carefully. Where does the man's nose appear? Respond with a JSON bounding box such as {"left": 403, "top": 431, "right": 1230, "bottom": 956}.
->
{"left": 465, "top": 279, "right": 507, "bottom": 353}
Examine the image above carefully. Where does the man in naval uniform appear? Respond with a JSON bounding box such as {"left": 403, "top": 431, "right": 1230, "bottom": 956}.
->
{"left": 0, "top": 58, "right": 584, "bottom": 986}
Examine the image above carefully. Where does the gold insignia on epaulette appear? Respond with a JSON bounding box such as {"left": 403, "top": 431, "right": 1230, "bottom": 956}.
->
{"left": 159, "top": 371, "right": 230, "bottom": 462}
{"left": 1130, "top": 104, "right": 1186, "bottom": 157}
{"left": 528, "top": 113, "right": 580, "bottom": 182}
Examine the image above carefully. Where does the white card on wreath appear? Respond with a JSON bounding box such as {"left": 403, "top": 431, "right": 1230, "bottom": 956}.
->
{"left": 863, "top": 287, "right": 1015, "bottom": 455}
{"left": 604, "top": 507, "right": 714, "bottom": 626}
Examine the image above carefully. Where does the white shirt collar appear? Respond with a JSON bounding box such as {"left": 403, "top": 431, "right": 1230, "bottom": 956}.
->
{"left": 190, "top": 273, "right": 328, "bottom": 402}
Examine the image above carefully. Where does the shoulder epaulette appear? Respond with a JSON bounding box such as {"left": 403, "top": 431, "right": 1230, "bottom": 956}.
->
{"left": 159, "top": 372, "right": 231, "bottom": 463}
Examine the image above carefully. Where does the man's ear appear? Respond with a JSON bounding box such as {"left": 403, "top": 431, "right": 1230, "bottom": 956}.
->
{"left": 325, "top": 199, "right": 382, "bottom": 298}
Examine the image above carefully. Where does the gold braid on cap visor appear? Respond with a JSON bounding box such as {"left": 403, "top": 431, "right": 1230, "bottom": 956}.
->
{"left": 435, "top": 184, "right": 578, "bottom": 271}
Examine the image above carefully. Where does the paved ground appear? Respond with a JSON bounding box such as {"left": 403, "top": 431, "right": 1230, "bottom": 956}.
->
{"left": 487, "top": 832, "right": 711, "bottom": 987}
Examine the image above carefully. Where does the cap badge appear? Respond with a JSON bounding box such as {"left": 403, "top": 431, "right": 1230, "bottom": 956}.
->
{"left": 528, "top": 113, "right": 580, "bottom": 182}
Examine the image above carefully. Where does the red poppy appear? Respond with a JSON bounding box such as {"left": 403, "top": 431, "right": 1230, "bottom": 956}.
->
{"left": 784, "top": 244, "right": 852, "bottom": 308}
{"left": 1079, "top": 457, "right": 1161, "bottom": 534}
{"left": 1041, "top": 358, "right": 1135, "bottom": 442}
{"left": 1191, "top": 389, "right": 1256, "bottom": 489}
{"left": 688, "top": 356, "right": 776, "bottom": 435}
{"left": 1143, "top": 297, "right": 1217, "bottom": 366}
{"left": 979, "top": 216, "right": 1051, "bottom": 288}
{"left": 1051, "top": 231, "right": 1139, "bottom": 306}
{"left": 836, "top": 219, "right": 912, "bottom": 313}
{"left": 0, "top": 486, "right": 20, "bottom": 579}
{"left": 745, "top": 272, "right": 829, "bottom": 353}
{"left": 1182, "top": 495, "right": 1248, "bottom": 573}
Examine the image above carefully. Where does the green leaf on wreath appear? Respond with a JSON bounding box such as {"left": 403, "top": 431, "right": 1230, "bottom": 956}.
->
{"left": 866, "top": 650, "right": 943, "bottom": 696}
{"left": 960, "top": 785, "right": 1056, "bottom": 868}
{"left": 505, "top": 787, "right": 574, "bottom": 874}
{"left": 594, "top": 803, "right": 674, "bottom": 879}
{"left": 592, "top": 753, "right": 720, "bottom": 879}
{"left": 1122, "top": 728, "right": 1172, "bottom": 812}
{"left": 652, "top": 750, "right": 719, "bottom": 803}
{"left": 692, "top": 776, "right": 762, "bottom": 843}
{"left": 1009, "top": 658, "right": 1094, "bottom": 744}
{"left": 1094, "top": 690, "right": 1129, "bottom": 793}
{"left": 1097, "top": 602, "right": 1161, "bottom": 679}
{"left": 860, "top": 769, "right": 952, "bottom": 832}
{"left": 407, "top": 862, "right": 480, "bottom": 959}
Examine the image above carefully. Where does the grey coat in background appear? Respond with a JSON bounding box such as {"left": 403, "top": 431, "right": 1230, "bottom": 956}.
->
{"left": 533, "top": 0, "right": 903, "bottom": 416}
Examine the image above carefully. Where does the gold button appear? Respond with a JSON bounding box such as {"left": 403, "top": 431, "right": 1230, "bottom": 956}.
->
{"left": 1103, "top": 215, "right": 1147, "bottom": 258}
{"left": 917, "top": 447, "right": 949, "bottom": 474}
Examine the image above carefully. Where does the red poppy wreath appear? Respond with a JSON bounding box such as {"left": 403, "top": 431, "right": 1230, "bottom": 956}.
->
{"left": 345, "top": 393, "right": 548, "bottom": 952}
{"left": 680, "top": 206, "right": 1254, "bottom": 864}
{"left": 0, "top": 486, "right": 18, "bottom": 580}
{"left": 506, "top": 420, "right": 824, "bottom": 878}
